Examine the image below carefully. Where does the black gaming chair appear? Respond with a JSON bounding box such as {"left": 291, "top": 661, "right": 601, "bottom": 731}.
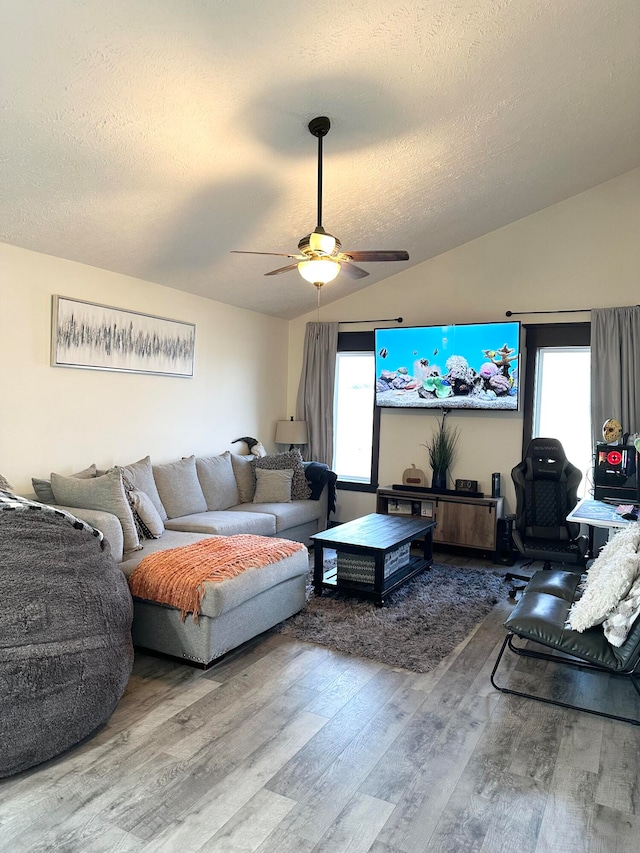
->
{"left": 505, "top": 437, "right": 588, "bottom": 596}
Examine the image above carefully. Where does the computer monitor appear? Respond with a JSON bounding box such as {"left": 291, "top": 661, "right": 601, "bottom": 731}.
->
{"left": 593, "top": 443, "right": 638, "bottom": 502}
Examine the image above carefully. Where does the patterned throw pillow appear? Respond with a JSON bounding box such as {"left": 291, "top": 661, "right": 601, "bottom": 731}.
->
{"left": 253, "top": 450, "right": 310, "bottom": 501}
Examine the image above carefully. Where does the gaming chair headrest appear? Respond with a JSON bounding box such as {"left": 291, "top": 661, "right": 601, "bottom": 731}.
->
{"left": 523, "top": 437, "right": 569, "bottom": 482}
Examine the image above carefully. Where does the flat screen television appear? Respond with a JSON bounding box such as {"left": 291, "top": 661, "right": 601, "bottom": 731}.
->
{"left": 374, "top": 321, "right": 521, "bottom": 410}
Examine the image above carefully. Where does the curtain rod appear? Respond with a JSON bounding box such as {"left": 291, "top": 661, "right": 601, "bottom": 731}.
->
{"left": 505, "top": 309, "right": 591, "bottom": 317}
{"left": 339, "top": 316, "right": 403, "bottom": 325}
{"left": 506, "top": 305, "right": 639, "bottom": 317}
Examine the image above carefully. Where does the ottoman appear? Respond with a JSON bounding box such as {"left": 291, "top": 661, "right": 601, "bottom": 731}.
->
{"left": 124, "top": 536, "right": 310, "bottom": 666}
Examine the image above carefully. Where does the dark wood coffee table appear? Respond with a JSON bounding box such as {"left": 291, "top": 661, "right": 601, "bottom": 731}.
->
{"left": 311, "top": 513, "right": 436, "bottom": 606}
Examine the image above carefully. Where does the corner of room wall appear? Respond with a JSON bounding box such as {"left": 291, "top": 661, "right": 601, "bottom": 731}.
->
{"left": 286, "top": 168, "right": 640, "bottom": 522}
{"left": 0, "top": 244, "right": 290, "bottom": 494}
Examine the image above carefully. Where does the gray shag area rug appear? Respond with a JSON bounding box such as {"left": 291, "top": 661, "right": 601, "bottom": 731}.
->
{"left": 273, "top": 561, "right": 509, "bottom": 673}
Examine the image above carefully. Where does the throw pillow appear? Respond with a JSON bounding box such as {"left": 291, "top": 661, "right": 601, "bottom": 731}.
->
{"left": 121, "top": 472, "right": 164, "bottom": 539}
{"left": 130, "top": 489, "right": 164, "bottom": 539}
{"left": 253, "top": 467, "right": 293, "bottom": 503}
{"left": 230, "top": 453, "right": 256, "bottom": 503}
{"left": 602, "top": 574, "right": 640, "bottom": 647}
{"left": 152, "top": 456, "right": 207, "bottom": 519}
{"left": 196, "top": 452, "right": 239, "bottom": 511}
{"left": 253, "top": 450, "right": 310, "bottom": 501}
{"left": 50, "top": 468, "right": 142, "bottom": 553}
{"left": 32, "top": 464, "right": 97, "bottom": 506}
{"left": 0, "top": 474, "right": 14, "bottom": 492}
{"left": 120, "top": 456, "right": 167, "bottom": 522}
{"left": 566, "top": 524, "right": 640, "bottom": 632}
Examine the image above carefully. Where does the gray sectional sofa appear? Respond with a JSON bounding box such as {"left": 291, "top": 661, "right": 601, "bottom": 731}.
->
{"left": 32, "top": 450, "right": 332, "bottom": 665}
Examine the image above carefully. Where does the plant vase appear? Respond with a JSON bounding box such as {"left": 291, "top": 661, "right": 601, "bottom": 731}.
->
{"left": 431, "top": 470, "right": 447, "bottom": 490}
{"left": 422, "top": 412, "right": 459, "bottom": 494}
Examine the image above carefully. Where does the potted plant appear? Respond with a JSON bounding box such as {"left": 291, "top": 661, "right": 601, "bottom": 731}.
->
{"left": 423, "top": 411, "right": 459, "bottom": 489}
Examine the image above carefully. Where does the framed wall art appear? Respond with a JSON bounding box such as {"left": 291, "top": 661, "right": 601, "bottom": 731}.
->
{"left": 51, "top": 296, "right": 195, "bottom": 377}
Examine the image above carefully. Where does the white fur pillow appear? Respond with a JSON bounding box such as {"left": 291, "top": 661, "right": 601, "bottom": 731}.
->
{"left": 602, "top": 574, "right": 640, "bottom": 647}
{"left": 567, "top": 524, "right": 640, "bottom": 633}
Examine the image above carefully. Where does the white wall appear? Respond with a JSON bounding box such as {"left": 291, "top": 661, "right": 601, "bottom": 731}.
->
{"left": 0, "top": 244, "right": 289, "bottom": 495}
{"left": 287, "top": 168, "right": 640, "bottom": 521}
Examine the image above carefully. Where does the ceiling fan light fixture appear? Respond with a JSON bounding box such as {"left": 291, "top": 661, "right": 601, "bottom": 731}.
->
{"left": 298, "top": 258, "right": 341, "bottom": 286}
{"left": 308, "top": 228, "right": 337, "bottom": 256}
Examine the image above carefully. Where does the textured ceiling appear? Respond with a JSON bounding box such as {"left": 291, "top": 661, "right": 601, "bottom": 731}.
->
{"left": 1, "top": 1, "right": 639, "bottom": 319}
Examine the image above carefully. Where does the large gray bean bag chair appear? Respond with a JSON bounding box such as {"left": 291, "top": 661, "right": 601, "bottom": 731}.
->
{"left": 0, "top": 490, "right": 134, "bottom": 777}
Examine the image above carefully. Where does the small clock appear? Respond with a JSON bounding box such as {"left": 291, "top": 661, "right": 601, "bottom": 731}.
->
{"left": 455, "top": 479, "right": 478, "bottom": 493}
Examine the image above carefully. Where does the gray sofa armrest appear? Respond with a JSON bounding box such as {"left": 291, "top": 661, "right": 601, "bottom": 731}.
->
{"left": 56, "top": 506, "right": 124, "bottom": 563}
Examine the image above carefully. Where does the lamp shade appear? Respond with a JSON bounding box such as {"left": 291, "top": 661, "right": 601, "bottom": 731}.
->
{"left": 298, "top": 258, "right": 341, "bottom": 285}
{"left": 275, "top": 419, "right": 308, "bottom": 446}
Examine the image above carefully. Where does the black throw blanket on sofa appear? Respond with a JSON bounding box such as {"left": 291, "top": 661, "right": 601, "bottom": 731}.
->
{"left": 304, "top": 462, "right": 337, "bottom": 518}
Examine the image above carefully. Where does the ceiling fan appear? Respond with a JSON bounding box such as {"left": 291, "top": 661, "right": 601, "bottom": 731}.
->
{"left": 232, "top": 116, "right": 409, "bottom": 289}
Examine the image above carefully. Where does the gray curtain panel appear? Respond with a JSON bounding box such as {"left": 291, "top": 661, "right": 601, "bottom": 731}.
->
{"left": 296, "top": 322, "right": 339, "bottom": 466}
{"left": 591, "top": 305, "right": 640, "bottom": 446}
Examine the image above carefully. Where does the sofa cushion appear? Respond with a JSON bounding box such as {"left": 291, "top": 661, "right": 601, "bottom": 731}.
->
{"left": 253, "top": 468, "right": 293, "bottom": 503}
{"left": 253, "top": 450, "right": 311, "bottom": 501}
{"left": 51, "top": 468, "right": 141, "bottom": 553}
{"left": 119, "top": 529, "right": 219, "bottom": 578}
{"left": 231, "top": 453, "right": 256, "bottom": 503}
{"left": 32, "top": 464, "right": 97, "bottom": 505}
{"left": 123, "top": 534, "right": 308, "bottom": 619}
{"left": 121, "top": 456, "right": 167, "bottom": 522}
{"left": 164, "top": 510, "right": 276, "bottom": 537}
{"left": 234, "top": 498, "right": 324, "bottom": 533}
{"left": 198, "top": 548, "right": 309, "bottom": 619}
{"left": 152, "top": 456, "right": 207, "bottom": 519}
{"left": 196, "top": 452, "right": 239, "bottom": 511}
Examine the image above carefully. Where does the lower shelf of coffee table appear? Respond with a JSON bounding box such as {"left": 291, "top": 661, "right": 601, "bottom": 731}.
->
{"left": 320, "top": 554, "right": 432, "bottom": 602}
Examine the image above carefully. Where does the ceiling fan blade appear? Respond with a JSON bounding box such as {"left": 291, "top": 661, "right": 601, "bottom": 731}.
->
{"left": 265, "top": 263, "right": 299, "bottom": 276}
{"left": 341, "top": 250, "right": 410, "bottom": 262}
{"left": 231, "top": 250, "right": 301, "bottom": 259}
{"left": 339, "top": 261, "right": 369, "bottom": 279}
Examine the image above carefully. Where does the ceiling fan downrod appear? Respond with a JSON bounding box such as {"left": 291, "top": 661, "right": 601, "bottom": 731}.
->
{"left": 308, "top": 116, "right": 330, "bottom": 231}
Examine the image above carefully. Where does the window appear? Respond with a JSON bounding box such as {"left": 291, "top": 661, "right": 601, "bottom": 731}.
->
{"left": 533, "top": 346, "right": 591, "bottom": 495}
{"left": 333, "top": 331, "right": 379, "bottom": 491}
{"left": 523, "top": 323, "right": 592, "bottom": 495}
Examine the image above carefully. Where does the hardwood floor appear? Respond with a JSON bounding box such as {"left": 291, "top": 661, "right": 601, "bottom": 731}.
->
{"left": 1, "top": 552, "right": 639, "bottom": 852}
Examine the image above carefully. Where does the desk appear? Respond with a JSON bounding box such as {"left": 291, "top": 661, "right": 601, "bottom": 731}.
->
{"left": 567, "top": 497, "right": 635, "bottom": 540}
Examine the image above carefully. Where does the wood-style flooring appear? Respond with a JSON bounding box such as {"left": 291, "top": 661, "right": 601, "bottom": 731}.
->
{"left": 1, "top": 552, "right": 639, "bottom": 852}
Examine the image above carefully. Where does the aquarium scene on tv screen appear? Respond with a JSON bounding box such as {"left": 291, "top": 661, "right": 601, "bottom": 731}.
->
{"left": 374, "top": 321, "right": 520, "bottom": 410}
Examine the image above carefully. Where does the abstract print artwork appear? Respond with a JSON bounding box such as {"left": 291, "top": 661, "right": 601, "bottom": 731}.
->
{"left": 51, "top": 296, "right": 195, "bottom": 377}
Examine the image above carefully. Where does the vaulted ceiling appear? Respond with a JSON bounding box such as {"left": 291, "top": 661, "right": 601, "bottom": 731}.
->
{"left": 1, "top": 1, "right": 639, "bottom": 319}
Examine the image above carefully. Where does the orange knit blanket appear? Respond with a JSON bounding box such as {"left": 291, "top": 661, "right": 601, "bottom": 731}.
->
{"left": 128, "top": 535, "right": 306, "bottom": 622}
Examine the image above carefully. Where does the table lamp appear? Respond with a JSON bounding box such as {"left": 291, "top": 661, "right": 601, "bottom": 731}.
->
{"left": 275, "top": 418, "right": 308, "bottom": 451}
